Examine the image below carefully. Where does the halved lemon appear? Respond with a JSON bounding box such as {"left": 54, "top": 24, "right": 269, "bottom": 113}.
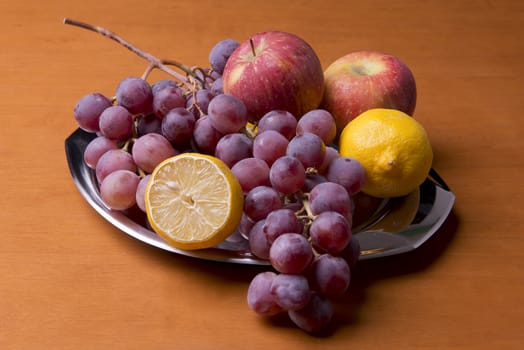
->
{"left": 145, "top": 153, "right": 244, "bottom": 250}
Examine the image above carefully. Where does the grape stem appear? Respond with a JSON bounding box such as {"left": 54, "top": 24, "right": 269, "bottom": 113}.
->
{"left": 298, "top": 191, "right": 315, "bottom": 219}
{"left": 63, "top": 18, "right": 206, "bottom": 88}
{"left": 292, "top": 191, "right": 315, "bottom": 237}
{"left": 242, "top": 123, "right": 258, "bottom": 139}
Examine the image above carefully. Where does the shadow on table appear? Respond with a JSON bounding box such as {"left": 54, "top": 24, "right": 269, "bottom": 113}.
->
{"left": 333, "top": 209, "right": 460, "bottom": 330}
{"left": 116, "top": 207, "right": 459, "bottom": 336}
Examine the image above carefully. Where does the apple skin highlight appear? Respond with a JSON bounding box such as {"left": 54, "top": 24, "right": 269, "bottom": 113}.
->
{"left": 322, "top": 51, "right": 417, "bottom": 131}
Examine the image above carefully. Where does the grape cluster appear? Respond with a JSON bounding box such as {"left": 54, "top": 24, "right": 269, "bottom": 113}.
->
{"left": 74, "top": 39, "right": 242, "bottom": 212}
{"left": 240, "top": 110, "right": 366, "bottom": 333}
{"left": 72, "top": 32, "right": 366, "bottom": 334}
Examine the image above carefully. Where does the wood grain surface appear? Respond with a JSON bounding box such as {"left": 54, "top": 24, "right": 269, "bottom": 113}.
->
{"left": 1, "top": 0, "right": 523, "bottom": 349}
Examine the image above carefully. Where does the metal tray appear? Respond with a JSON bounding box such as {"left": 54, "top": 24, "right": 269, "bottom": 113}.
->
{"left": 65, "top": 128, "right": 455, "bottom": 265}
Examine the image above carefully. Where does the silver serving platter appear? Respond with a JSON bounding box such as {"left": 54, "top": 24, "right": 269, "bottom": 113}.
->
{"left": 65, "top": 128, "right": 455, "bottom": 265}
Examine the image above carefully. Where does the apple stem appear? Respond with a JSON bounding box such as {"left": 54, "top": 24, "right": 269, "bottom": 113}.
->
{"left": 63, "top": 18, "right": 206, "bottom": 88}
{"left": 249, "top": 38, "right": 256, "bottom": 57}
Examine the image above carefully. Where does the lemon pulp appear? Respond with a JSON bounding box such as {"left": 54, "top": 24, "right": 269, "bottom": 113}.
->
{"left": 145, "top": 153, "right": 244, "bottom": 250}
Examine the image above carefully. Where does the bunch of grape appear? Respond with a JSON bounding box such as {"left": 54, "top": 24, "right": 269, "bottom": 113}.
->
{"left": 69, "top": 21, "right": 367, "bottom": 334}
{"left": 236, "top": 110, "right": 366, "bottom": 332}
{"left": 73, "top": 38, "right": 242, "bottom": 212}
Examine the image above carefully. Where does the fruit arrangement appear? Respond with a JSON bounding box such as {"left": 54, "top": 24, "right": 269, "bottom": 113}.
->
{"left": 66, "top": 18, "right": 433, "bottom": 333}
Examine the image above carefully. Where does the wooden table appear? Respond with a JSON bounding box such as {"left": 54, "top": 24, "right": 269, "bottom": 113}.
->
{"left": 1, "top": 0, "right": 523, "bottom": 349}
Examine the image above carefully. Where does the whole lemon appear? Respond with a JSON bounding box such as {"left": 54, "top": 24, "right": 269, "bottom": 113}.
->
{"left": 339, "top": 108, "right": 433, "bottom": 198}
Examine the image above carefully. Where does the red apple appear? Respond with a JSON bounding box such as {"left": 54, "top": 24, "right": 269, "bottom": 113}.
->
{"left": 222, "top": 31, "right": 324, "bottom": 121}
{"left": 321, "top": 51, "right": 417, "bottom": 131}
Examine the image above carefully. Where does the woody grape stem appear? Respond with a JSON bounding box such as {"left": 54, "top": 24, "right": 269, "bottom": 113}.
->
{"left": 63, "top": 18, "right": 205, "bottom": 88}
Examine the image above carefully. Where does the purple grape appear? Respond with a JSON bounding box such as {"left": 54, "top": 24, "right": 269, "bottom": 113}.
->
{"left": 326, "top": 157, "right": 366, "bottom": 195}
{"left": 98, "top": 105, "right": 134, "bottom": 141}
{"left": 248, "top": 219, "right": 271, "bottom": 260}
{"left": 244, "top": 186, "right": 282, "bottom": 221}
{"left": 116, "top": 77, "right": 153, "bottom": 115}
{"left": 309, "top": 211, "right": 352, "bottom": 254}
{"left": 247, "top": 271, "right": 283, "bottom": 316}
{"left": 303, "top": 173, "right": 328, "bottom": 193}
{"left": 214, "top": 133, "right": 253, "bottom": 168}
{"left": 95, "top": 149, "right": 137, "bottom": 183}
{"left": 269, "top": 156, "right": 306, "bottom": 195}
{"left": 192, "top": 115, "right": 224, "bottom": 154}
{"left": 152, "top": 85, "right": 186, "bottom": 118}
{"left": 151, "top": 79, "right": 178, "bottom": 95}
{"left": 231, "top": 157, "right": 270, "bottom": 193}
{"left": 207, "top": 93, "right": 248, "bottom": 134}
{"left": 161, "top": 107, "right": 196, "bottom": 146}
{"left": 263, "top": 208, "right": 302, "bottom": 243}
{"left": 270, "top": 274, "right": 311, "bottom": 311}
{"left": 253, "top": 130, "right": 289, "bottom": 166}
{"left": 296, "top": 109, "right": 337, "bottom": 144}
{"left": 136, "top": 114, "right": 162, "bottom": 136}
{"left": 210, "top": 77, "right": 223, "bottom": 95}
{"left": 309, "top": 182, "right": 352, "bottom": 218}
{"left": 318, "top": 146, "right": 340, "bottom": 174}
{"left": 258, "top": 110, "right": 297, "bottom": 140}
{"left": 286, "top": 132, "right": 326, "bottom": 169}
{"left": 209, "top": 39, "right": 240, "bottom": 74}
{"left": 74, "top": 93, "right": 112, "bottom": 132}
{"left": 83, "top": 136, "right": 118, "bottom": 169}
{"left": 310, "top": 254, "right": 350, "bottom": 298}
{"left": 100, "top": 169, "right": 140, "bottom": 210}
{"left": 269, "top": 233, "right": 313, "bottom": 274}
{"left": 132, "top": 133, "right": 178, "bottom": 173}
